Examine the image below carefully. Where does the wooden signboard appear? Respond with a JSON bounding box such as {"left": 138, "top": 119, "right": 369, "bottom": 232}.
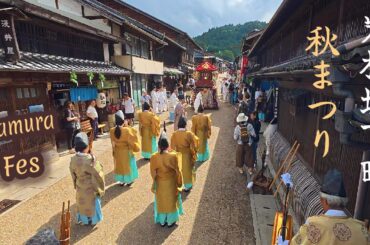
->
{"left": 0, "top": 12, "right": 20, "bottom": 62}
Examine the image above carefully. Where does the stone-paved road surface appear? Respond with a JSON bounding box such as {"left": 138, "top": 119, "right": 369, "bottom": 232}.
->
{"left": 0, "top": 102, "right": 255, "bottom": 245}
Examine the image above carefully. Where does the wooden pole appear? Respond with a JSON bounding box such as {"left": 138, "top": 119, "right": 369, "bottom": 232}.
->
{"left": 274, "top": 144, "right": 300, "bottom": 197}
{"left": 65, "top": 200, "right": 71, "bottom": 245}
{"left": 60, "top": 202, "right": 65, "bottom": 244}
{"left": 269, "top": 141, "right": 297, "bottom": 190}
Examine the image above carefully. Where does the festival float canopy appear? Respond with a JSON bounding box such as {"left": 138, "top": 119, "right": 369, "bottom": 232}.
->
{"left": 196, "top": 61, "right": 218, "bottom": 72}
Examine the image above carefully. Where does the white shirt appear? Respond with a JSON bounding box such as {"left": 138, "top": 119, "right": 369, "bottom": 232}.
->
{"left": 151, "top": 90, "right": 158, "bottom": 103}
{"left": 86, "top": 105, "right": 98, "bottom": 119}
{"left": 324, "top": 209, "right": 347, "bottom": 217}
{"left": 159, "top": 90, "right": 167, "bottom": 102}
{"left": 123, "top": 98, "right": 135, "bottom": 114}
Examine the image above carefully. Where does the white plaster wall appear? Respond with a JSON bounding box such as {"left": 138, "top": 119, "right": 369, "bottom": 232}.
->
{"left": 103, "top": 43, "right": 110, "bottom": 63}
{"left": 58, "top": 0, "right": 83, "bottom": 16}
{"left": 32, "top": 0, "right": 111, "bottom": 33}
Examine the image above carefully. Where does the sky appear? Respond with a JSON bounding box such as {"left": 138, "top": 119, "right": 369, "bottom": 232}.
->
{"left": 124, "top": 0, "right": 283, "bottom": 37}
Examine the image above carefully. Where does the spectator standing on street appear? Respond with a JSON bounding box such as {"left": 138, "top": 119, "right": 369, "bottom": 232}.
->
{"left": 234, "top": 113, "right": 256, "bottom": 175}
{"left": 122, "top": 93, "right": 135, "bottom": 126}
{"left": 64, "top": 101, "right": 79, "bottom": 154}
{"left": 151, "top": 88, "right": 159, "bottom": 114}
{"left": 249, "top": 111, "right": 261, "bottom": 167}
{"left": 168, "top": 90, "right": 178, "bottom": 123}
{"left": 174, "top": 97, "right": 186, "bottom": 131}
{"left": 86, "top": 100, "right": 99, "bottom": 140}
{"left": 228, "top": 81, "right": 235, "bottom": 105}
{"left": 222, "top": 79, "right": 229, "bottom": 102}
{"left": 256, "top": 89, "right": 267, "bottom": 121}
{"left": 238, "top": 93, "right": 254, "bottom": 116}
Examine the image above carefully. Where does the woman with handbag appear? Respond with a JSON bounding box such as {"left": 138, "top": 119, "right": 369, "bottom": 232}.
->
{"left": 110, "top": 111, "right": 140, "bottom": 186}
{"left": 171, "top": 117, "right": 199, "bottom": 192}
{"left": 64, "top": 101, "right": 79, "bottom": 154}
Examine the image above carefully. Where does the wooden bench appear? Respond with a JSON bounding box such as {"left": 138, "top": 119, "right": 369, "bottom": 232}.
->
{"left": 80, "top": 120, "right": 94, "bottom": 150}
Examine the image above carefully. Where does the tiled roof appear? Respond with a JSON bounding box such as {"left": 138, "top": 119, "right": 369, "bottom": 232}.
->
{"left": 78, "top": 0, "right": 167, "bottom": 45}
{"left": 0, "top": 52, "right": 130, "bottom": 75}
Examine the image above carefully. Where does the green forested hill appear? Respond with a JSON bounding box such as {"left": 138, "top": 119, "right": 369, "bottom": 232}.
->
{"left": 193, "top": 21, "right": 267, "bottom": 61}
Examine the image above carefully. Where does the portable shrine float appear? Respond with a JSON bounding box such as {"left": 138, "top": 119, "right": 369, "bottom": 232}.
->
{"left": 194, "top": 61, "right": 219, "bottom": 110}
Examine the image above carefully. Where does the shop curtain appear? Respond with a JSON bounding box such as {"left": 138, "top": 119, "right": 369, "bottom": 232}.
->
{"left": 70, "top": 87, "right": 98, "bottom": 102}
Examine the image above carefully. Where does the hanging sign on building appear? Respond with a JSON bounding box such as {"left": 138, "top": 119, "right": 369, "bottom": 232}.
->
{"left": 0, "top": 12, "right": 20, "bottom": 62}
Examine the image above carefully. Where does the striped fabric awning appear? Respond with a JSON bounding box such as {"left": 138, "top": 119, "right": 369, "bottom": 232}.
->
{"left": 164, "top": 67, "right": 184, "bottom": 75}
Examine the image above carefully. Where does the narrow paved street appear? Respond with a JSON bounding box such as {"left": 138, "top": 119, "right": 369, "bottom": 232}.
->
{"left": 0, "top": 101, "right": 255, "bottom": 245}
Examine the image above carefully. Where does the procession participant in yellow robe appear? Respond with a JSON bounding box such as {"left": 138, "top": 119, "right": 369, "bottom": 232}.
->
{"left": 70, "top": 132, "right": 105, "bottom": 225}
{"left": 110, "top": 110, "right": 140, "bottom": 186}
{"left": 150, "top": 133, "right": 183, "bottom": 227}
{"left": 171, "top": 117, "right": 199, "bottom": 192}
{"left": 138, "top": 102, "right": 160, "bottom": 159}
{"left": 285, "top": 169, "right": 369, "bottom": 245}
{"left": 191, "top": 104, "right": 211, "bottom": 162}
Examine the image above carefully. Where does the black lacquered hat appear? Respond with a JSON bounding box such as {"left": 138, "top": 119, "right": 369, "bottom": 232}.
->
{"left": 321, "top": 169, "right": 347, "bottom": 198}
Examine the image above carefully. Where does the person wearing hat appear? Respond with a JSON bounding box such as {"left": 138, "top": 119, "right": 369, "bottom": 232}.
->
{"left": 191, "top": 104, "right": 212, "bottom": 162}
{"left": 168, "top": 90, "right": 178, "bottom": 123}
{"left": 174, "top": 97, "right": 186, "bottom": 131}
{"left": 69, "top": 132, "right": 105, "bottom": 225}
{"left": 109, "top": 110, "right": 140, "bottom": 186}
{"left": 288, "top": 169, "right": 369, "bottom": 245}
{"left": 150, "top": 133, "right": 184, "bottom": 227}
{"left": 138, "top": 102, "right": 161, "bottom": 160}
{"left": 234, "top": 113, "right": 256, "bottom": 175}
{"left": 171, "top": 117, "right": 199, "bottom": 192}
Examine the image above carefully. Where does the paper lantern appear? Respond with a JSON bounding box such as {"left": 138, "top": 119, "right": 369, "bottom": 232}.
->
{"left": 96, "top": 92, "right": 107, "bottom": 108}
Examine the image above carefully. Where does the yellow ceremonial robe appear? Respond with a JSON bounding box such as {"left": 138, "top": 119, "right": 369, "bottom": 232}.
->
{"left": 138, "top": 110, "right": 160, "bottom": 153}
{"left": 191, "top": 113, "right": 212, "bottom": 154}
{"left": 110, "top": 126, "right": 140, "bottom": 175}
{"left": 70, "top": 154, "right": 105, "bottom": 217}
{"left": 150, "top": 152, "right": 183, "bottom": 213}
{"left": 171, "top": 130, "right": 199, "bottom": 186}
{"left": 291, "top": 215, "right": 369, "bottom": 245}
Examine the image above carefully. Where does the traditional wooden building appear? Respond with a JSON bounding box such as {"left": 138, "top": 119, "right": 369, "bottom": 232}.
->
{"left": 97, "top": 0, "right": 203, "bottom": 89}
{"left": 247, "top": 0, "right": 370, "bottom": 224}
{"left": 73, "top": 0, "right": 167, "bottom": 106}
{"left": 0, "top": 0, "right": 130, "bottom": 159}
